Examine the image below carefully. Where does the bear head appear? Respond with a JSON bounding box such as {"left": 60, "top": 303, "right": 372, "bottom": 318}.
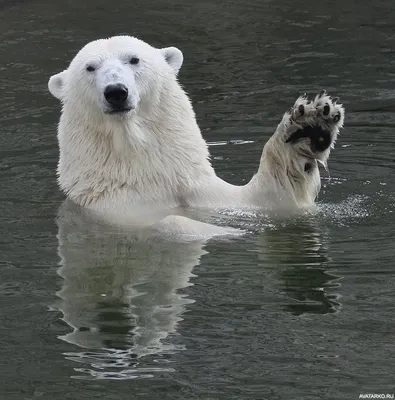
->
{"left": 48, "top": 35, "right": 184, "bottom": 116}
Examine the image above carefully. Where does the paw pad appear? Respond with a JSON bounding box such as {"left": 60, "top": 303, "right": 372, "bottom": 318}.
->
{"left": 323, "top": 103, "right": 330, "bottom": 116}
{"left": 333, "top": 112, "right": 341, "bottom": 123}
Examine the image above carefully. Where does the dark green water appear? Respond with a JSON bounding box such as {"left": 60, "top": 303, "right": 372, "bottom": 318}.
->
{"left": 1, "top": 0, "right": 395, "bottom": 399}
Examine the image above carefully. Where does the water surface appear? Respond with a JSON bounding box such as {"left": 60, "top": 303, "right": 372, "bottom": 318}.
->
{"left": 1, "top": 0, "right": 395, "bottom": 399}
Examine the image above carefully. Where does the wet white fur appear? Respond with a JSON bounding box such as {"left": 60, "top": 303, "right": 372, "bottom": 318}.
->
{"left": 48, "top": 36, "right": 345, "bottom": 234}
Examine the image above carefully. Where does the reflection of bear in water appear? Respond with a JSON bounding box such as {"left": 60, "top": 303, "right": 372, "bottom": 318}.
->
{"left": 55, "top": 200, "right": 208, "bottom": 377}
{"left": 256, "top": 218, "right": 342, "bottom": 315}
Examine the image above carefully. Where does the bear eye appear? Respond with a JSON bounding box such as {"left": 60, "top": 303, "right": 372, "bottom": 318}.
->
{"left": 129, "top": 57, "right": 140, "bottom": 65}
{"left": 86, "top": 65, "right": 96, "bottom": 72}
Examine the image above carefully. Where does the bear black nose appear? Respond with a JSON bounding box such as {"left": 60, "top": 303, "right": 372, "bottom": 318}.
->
{"left": 104, "top": 84, "right": 128, "bottom": 105}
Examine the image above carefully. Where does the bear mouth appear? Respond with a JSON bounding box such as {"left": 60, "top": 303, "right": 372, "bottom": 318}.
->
{"left": 107, "top": 107, "right": 133, "bottom": 115}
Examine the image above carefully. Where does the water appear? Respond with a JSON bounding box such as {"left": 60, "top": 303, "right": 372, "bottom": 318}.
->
{"left": 1, "top": 0, "right": 395, "bottom": 398}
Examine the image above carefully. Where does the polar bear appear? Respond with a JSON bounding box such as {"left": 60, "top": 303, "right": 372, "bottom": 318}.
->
{"left": 48, "top": 35, "right": 345, "bottom": 234}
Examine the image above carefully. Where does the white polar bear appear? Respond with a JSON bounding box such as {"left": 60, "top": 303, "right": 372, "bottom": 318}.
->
{"left": 48, "top": 35, "right": 345, "bottom": 234}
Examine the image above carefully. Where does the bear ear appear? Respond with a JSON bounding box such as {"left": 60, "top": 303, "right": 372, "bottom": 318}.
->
{"left": 48, "top": 70, "right": 68, "bottom": 100}
{"left": 160, "top": 47, "right": 183, "bottom": 75}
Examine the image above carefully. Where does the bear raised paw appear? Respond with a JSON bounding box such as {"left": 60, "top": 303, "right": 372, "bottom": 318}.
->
{"left": 253, "top": 91, "right": 345, "bottom": 209}
{"left": 48, "top": 36, "right": 345, "bottom": 231}
{"left": 283, "top": 91, "right": 344, "bottom": 158}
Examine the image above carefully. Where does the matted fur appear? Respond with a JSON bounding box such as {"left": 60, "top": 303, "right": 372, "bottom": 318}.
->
{"left": 48, "top": 36, "right": 345, "bottom": 234}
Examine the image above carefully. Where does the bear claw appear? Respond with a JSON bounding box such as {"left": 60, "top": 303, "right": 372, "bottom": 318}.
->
{"left": 319, "top": 89, "right": 327, "bottom": 97}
